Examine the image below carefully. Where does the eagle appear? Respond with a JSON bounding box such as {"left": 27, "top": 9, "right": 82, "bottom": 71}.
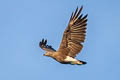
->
{"left": 39, "top": 6, "right": 88, "bottom": 65}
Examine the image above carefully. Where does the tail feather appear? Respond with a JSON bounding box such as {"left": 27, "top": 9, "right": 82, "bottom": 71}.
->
{"left": 70, "top": 60, "right": 87, "bottom": 65}
{"left": 77, "top": 60, "right": 87, "bottom": 65}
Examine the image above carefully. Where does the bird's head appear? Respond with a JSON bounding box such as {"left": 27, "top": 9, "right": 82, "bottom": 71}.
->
{"left": 43, "top": 52, "right": 53, "bottom": 57}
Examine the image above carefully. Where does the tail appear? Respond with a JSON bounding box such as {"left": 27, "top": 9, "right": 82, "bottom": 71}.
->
{"left": 71, "top": 60, "right": 87, "bottom": 65}
{"left": 77, "top": 60, "right": 87, "bottom": 65}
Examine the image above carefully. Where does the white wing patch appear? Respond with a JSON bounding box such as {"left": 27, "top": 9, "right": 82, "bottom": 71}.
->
{"left": 64, "top": 56, "right": 77, "bottom": 62}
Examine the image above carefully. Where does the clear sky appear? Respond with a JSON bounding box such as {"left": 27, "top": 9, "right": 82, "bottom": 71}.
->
{"left": 0, "top": 0, "right": 120, "bottom": 80}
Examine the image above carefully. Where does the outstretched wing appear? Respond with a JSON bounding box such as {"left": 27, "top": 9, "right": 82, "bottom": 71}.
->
{"left": 39, "top": 39, "right": 56, "bottom": 52}
{"left": 58, "top": 6, "right": 88, "bottom": 58}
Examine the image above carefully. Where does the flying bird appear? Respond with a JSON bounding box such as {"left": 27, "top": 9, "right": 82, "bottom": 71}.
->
{"left": 39, "top": 6, "right": 88, "bottom": 65}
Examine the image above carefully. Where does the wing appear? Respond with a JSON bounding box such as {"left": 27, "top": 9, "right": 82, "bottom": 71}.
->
{"left": 58, "top": 6, "right": 88, "bottom": 58}
{"left": 39, "top": 39, "right": 56, "bottom": 52}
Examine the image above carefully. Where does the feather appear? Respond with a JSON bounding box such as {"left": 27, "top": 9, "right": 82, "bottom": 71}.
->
{"left": 58, "top": 6, "right": 87, "bottom": 58}
{"left": 39, "top": 39, "right": 56, "bottom": 52}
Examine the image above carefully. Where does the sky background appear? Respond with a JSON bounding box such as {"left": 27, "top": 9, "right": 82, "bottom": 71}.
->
{"left": 0, "top": 0, "right": 120, "bottom": 80}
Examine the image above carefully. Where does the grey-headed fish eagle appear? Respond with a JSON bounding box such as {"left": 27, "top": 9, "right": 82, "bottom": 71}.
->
{"left": 39, "top": 6, "right": 88, "bottom": 65}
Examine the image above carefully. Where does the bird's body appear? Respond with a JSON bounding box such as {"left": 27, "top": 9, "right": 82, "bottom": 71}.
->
{"left": 39, "top": 6, "right": 88, "bottom": 65}
{"left": 43, "top": 50, "right": 86, "bottom": 65}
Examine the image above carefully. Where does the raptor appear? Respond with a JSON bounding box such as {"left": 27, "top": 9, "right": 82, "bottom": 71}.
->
{"left": 39, "top": 6, "right": 88, "bottom": 65}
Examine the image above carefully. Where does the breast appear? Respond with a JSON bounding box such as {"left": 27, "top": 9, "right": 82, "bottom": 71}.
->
{"left": 52, "top": 52, "right": 66, "bottom": 62}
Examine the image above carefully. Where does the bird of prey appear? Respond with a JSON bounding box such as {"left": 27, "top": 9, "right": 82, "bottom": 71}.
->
{"left": 39, "top": 6, "right": 88, "bottom": 65}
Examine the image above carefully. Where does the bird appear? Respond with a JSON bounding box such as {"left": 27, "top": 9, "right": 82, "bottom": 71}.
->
{"left": 39, "top": 6, "right": 88, "bottom": 65}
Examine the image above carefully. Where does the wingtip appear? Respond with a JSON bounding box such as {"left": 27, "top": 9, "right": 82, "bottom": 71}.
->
{"left": 85, "top": 14, "right": 88, "bottom": 19}
{"left": 39, "top": 38, "right": 46, "bottom": 47}
{"left": 76, "top": 6, "right": 78, "bottom": 10}
{"left": 76, "top": 5, "right": 83, "bottom": 9}
{"left": 86, "top": 14, "right": 88, "bottom": 17}
{"left": 39, "top": 41, "right": 42, "bottom": 47}
{"left": 42, "top": 38, "right": 44, "bottom": 43}
{"left": 81, "top": 5, "right": 83, "bottom": 8}
{"left": 44, "top": 39, "right": 47, "bottom": 45}
{"left": 80, "top": 5, "right": 83, "bottom": 11}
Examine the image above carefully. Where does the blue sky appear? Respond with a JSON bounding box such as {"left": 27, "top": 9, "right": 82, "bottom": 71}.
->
{"left": 0, "top": 0, "right": 120, "bottom": 80}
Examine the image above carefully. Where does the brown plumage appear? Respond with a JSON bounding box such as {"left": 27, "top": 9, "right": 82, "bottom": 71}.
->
{"left": 39, "top": 6, "right": 88, "bottom": 65}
